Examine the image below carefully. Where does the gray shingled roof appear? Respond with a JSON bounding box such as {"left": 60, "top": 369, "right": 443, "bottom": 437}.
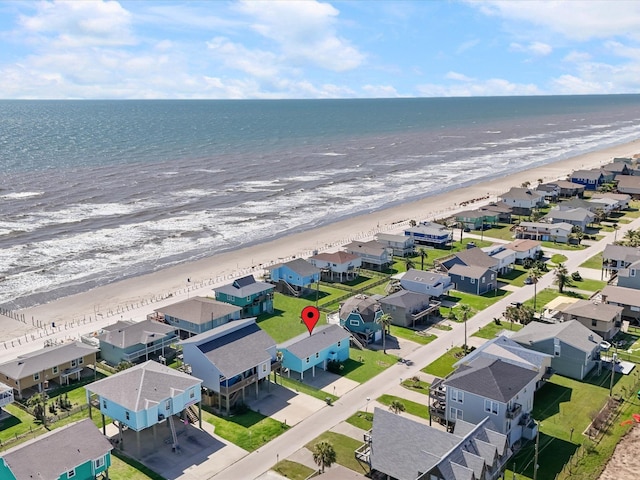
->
{"left": 195, "top": 323, "right": 275, "bottom": 378}
{"left": 403, "top": 268, "right": 450, "bottom": 286}
{"left": 445, "top": 358, "right": 537, "bottom": 403}
{"left": 560, "top": 300, "right": 623, "bottom": 323}
{"left": 98, "top": 319, "right": 177, "bottom": 349}
{"left": 453, "top": 248, "right": 498, "bottom": 269}
{"left": 0, "top": 341, "right": 98, "bottom": 379}
{"left": 309, "top": 251, "right": 360, "bottom": 264}
{"left": 380, "top": 290, "right": 431, "bottom": 309}
{"left": 510, "top": 320, "right": 602, "bottom": 354}
{"left": 544, "top": 207, "right": 594, "bottom": 223}
{"left": 602, "top": 284, "right": 640, "bottom": 307}
{"left": 448, "top": 264, "right": 491, "bottom": 279}
{"left": 266, "top": 258, "right": 321, "bottom": 276}
{"left": 215, "top": 275, "right": 274, "bottom": 298}
{"left": 278, "top": 324, "right": 350, "bottom": 360}
{"left": 344, "top": 240, "right": 390, "bottom": 257}
{"left": 155, "top": 296, "right": 241, "bottom": 324}
{"left": 602, "top": 244, "right": 640, "bottom": 263}
{"left": 86, "top": 360, "right": 201, "bottom": 412}
{"left": 571, "top": 169, "right": 604, "bottom": 181}
{"left": 0, "top": 418, "right": 112, "bottom": 480}
{"left": 505, "top": 239, "right": 541, "bottom": 252}
{"left": 500, "top": 187, "right": 543, "bottom": 201}
{"left": 339, "top": 295, "right": 381, "bottom": 323}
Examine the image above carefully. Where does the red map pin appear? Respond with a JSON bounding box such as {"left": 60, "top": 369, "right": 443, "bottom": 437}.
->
{"left": 301, "top": 306, "right": 320, "bottom": 335}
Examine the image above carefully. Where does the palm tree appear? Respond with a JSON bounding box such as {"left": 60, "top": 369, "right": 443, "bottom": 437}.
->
{"left": 418, "top": 247, "right": 428, "bottom": 270}
{"left": 459, "top": 304, "right": 472, "bottom": 353}
{"left": 404, "top": 257, "right": 415, "bottom": 271}
{"left": 613, "top": 223, "right": 620, "bottom": 242}
{"left": 528, "top": 266, "right": 543, "bottom": 312}
{"left": 553, "top": 263, "right": 573, "bottom": 293}
{"left": 389, "top": 399, "right": 406, "bottom": 414}
{"left": 312, "top": 441, "right": 337, "bottom": 473}
{"left": 376, "top": 313, "right": 393, "bottom": 354}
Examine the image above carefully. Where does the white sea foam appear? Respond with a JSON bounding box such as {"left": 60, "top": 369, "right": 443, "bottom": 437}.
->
{"left": 0, "top": 191, "right": 44, "bottom": 200}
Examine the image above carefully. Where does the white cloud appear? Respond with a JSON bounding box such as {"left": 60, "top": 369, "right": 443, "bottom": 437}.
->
{"left": 417, "top": 77, "right": 541, "bottom": 97}
{"left": 446, "top": 71, "right": 474, "bottom": 82}
{"left": 362, "top": 84, "right": 401, "bottom": 98}
{"left": 551, "top": 74, "right": 609, "bottom": 95}
{"left": 206, "top": 37, "right": 281, "bottom": 79}
{"left": 563, "top": 51, "right": 592, "bottom": 63}
{"left": 510, "top": 41, "right": 552, "bottom": 56}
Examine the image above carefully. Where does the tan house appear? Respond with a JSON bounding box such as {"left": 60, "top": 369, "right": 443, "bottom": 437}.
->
{"left": 556, "top": 300, "right": 623, "bottom": 340}
{"left": 0, "top": 342, "right": 99, "bottom": 398}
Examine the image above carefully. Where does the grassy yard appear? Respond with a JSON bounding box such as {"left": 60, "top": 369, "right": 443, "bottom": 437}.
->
{"left": 305, "top": 431, "right": 368, "bottom": 474}
{"left": 376, "top": 394, "right": 430, "bottom": 420}
{"left": 499, "top": 265, "right": 530, "bottom": 287}
{"left": 580, "top": 252, "right": 603, "bottom": 269}
{"left": 389, "top": 325, "right": 437, "bottom": 345}
{"left": 443, "top": 288, "right": 511, "bottom": 313}
{"left": 257, "top": 292, "right": 328, "bottom": 342}
{"left": 523, "top": 288, "right": 587, "bottom": 312}
{"left": 421, "top": 346, "right": 466, "bottom": 378}
{"left": 278, "top": 376, "right": 338, "bottom": 402}
{"left": 392, "top": 239, "right": 495, "bottom": 273}
{"left": 541, "top": 241, "right": 586, "bottom": 251}
{"left": 203, "top": 408, "right": 289, "bottom": 451}
{"left": 345, "top": 411, "right": 373, "bottom": 431}
{"left": 0, "top": 404, "right": 42, "bottom": 445}
{"left": 550, "top": 253, "right": 568, "bottom": 264}
{"left": 572, "top": 277, "right": 607, "bottom": 292}
{"left": 472, "top": 223, "right": 516, "bottom": 242}
{"left": 472, "top": 320, "right": 522, "bottom": 339}
{"left": 272, "top": 460, "right": 315, "bottom": 480}
{"left": 400, "top": 378, "right": 431, "bottom": 396}
{"left": 111, "top": 451, "right": 166, "bottom": 480}
{"left": 339, "top": 348, "right": 398, "bottom": 383}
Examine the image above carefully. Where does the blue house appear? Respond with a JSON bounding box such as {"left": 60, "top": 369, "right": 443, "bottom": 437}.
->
{"left": 278, "top": 324, "right": 350, "bottom": 380}
{"left": 569, "top": 169, "right": 606, "bottom": 190}
{"left": 97, "top": 319, "right": 178, "bottom": 366}
{"left": 152, "top": 296, "right": 242, "bottom": 338}
{"left": 265, "top": 258, "right": 321, "bottom": 296}
{"left": 214, "top": 275, "right": 274, "bottom": 317}
{"left": 179, "top": 318, "right": 278, "bottom": 415}
{"left": 0, "top": 418, "right": 112, "bottom": 480}
{"left": 85, "top": 360, "right": 202, "bottom": 450}
{"left": 448, "top": 264, "right": 497, "bottom": 295}
{"left": 404, "top": 222, "right": 452, "bottom": 246}
{"left": 339, "top": 295, "right": 383, "bottom": 345}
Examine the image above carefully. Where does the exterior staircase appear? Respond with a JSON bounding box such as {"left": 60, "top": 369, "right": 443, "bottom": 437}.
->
{"left": 168, "top": 415, "right": 179, "bottom": 452}
{"left": 186, "top": 405, "right": 199, "bottom": 424}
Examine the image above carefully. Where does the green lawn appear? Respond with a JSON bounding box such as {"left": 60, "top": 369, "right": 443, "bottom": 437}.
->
{"left": 203, "top": 409, "right": 289, "bottom": 451}
{"left": 389, "top": 325, "right": 437, "bottom": 345}
{"left": 111, "top": 451, "right": 166, "bottom": 480}
{"left": 0, "top": 404, "right": 42, "bottom": 445}
{"left": 524, "top": 288, "right": 587, "bottom": 312}
{"left": 257, "top": 292, "right": 328, "bottom": 342}
{"left": 421, "top": 346, "right": 466, "bottom": 378}
{"left": 572, "top": 278, "right": 607, "bottom": 292}
{"left": 550, "top": 254, "right": 568, "bottom": 264}
{"left": 472, "top": 223, "right": 516, "bottom": 241}
{"left": 499, "top": 265, "right": 530, "bottom": 287}
{"left": 376, "top": 394, "right": 430, "bottom": 420}
{"left": 392, "top": 239, "right": 495, "bottom": 273}
{"left": 400, "top": 378, "right": 431, "bottom": 396}
{"left": 472, "top": 320, "right": 522, "bottom": 339}
{"left": 622, "top": 203, "right": 640, "bottom": 218}
{"left": 580, "top": 252, "right": 603, "bottom": 269}
{"left": 541, "top": 241, "right": 586, "bottom": 251}
{"left": 340, "top": 348, "right": 398, "bottom": 383}
{"left": 443, "top": 288, "right": 511, "bottom": 312}
{"left": 272, "top": 460, "right": 315, "bottom": 480}
{"left": 345, "top": 411, "right": 373, "bottom": 431}
{"left": 278, "top": 376, "right": 338, "bottom": 402}
{"left": 305, "top": 431, "right": 368, "bottom": 474}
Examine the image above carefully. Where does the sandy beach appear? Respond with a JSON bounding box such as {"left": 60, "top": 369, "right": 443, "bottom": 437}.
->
{"left": 2, "top": 139, "right": 640, "bottom": 351}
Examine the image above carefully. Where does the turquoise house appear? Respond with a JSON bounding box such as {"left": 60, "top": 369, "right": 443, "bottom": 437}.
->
{"left": 278, "top": 324, "right": 350, "bottom": 380}
{"left": 339, "top": 295, "right": 384, "bottom": 345}
{"left": 0, "top": 418, "right": 112, "bottom": 480}
{"left": 215, "top": 275, "right": 274, "bottom": 317}
{"left": 266, "top": 258, "right": 320, "bottom": 296}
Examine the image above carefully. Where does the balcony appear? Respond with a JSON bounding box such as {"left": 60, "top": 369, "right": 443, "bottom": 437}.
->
{"left": 506, "top": 403, "right": 522, "bottom": 419}
{"left": 219, "top": 373, "right": 258, "bottom": 396}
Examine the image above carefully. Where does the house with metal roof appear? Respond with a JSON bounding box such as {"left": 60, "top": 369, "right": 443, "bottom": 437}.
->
{"left": 429, "top": 358, "right": 539, "bottom": 446}
{"left": 277, "top": 324, "right": 350, "bottom": 380}
{"left": 0, "top": 342, "right": 99, "bottom": 399}
{"left": 399, "top": 268, "right": 453, "bottom": 297}
{"left": 482, "top": 244, "right": 517, "bottom": 275}
{"left": 358, "top": 408, "right": 512, "bottom": 480}
{"left": 0, "top": 418, "right": 112, "bottom": 480}
{"left": 152, "top": 296, "right": 241, "bottom": 338}
{"left": 85, "top": 360, "right": 202, "bottom": 451}
{"left": 179, "top": 318, "right": 277, "bottom": 415}
{"left": 97, "top": 319, "right": 178, "bottom": 366}
{"left": 343, "top": 240, "right": 394, "bottom": 270}
{"left": 214, "top": 274, "right": 275, "bottom": 317}
{"left": 404, "top": 222, "right": 453, "bottom": 247}
{"left": 510, "top": 320, "right": 603, "bottom": 380}
{"left": 540, "top": 180, "right": 585, "bottom": 198}
{"left": 339, "top": 295, "right": 384, "bottom": 345}
{"left": 379, "top": 290, "right": 441, "bottom": 328}
{"left": 265, "top": 258, "right": 321, "bottom": 295}
{"left": 374, "top": 232, "right": 415, "bottom": 257}
{"left": 307, "top": 251, "right": 362, "bottom": 281}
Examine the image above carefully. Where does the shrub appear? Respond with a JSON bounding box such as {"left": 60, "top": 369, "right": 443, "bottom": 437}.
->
{"left": 571, "top": 271, "right": 582, "bottom": 281}
{"left": 326, "top": 360, "right": 343, "bottom": 374}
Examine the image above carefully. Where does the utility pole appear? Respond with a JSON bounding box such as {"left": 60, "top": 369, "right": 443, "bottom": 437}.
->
{"left": 533, "top": 420, "right": 540, "bottom": 480}
{"left": 609, "top": 352, "right": 617, "bottom": 396}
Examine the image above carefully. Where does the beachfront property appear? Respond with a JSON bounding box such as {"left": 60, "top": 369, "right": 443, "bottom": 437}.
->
{"left": 277, "top": 324, "right": 350, "bottom": 380}
{"left": 214, "top": 274, "right": 274, "bottom": 317}
{"left": 357, "top": 408, "right": 512, "bottom": 480}
{"left": 601, "top": 285, "right": 640, "bottom": 322}
{"left": 151, "top": 296, "right": 242, "bottom": 338}
{"left": 399, "top": 268, "right": 453, "bottom": 297}
{"left": 0, "top": 382, "right": 14, "bottom": 411}
{"left": 378, "top": 290, "right": 441, "bottom": 328}
{"left": 602, "top": 244, "right": 640, "bottom": 274}
{"left": 479, "top": 202, "right": 513, "bottom": 224}
{"left": 96, "top": 319, "right": 178, "bottom": 367}
{"left": 265, "top": 258, "right": 321, "bottom": 296}
{"left": 510, "top": 320, "right": 603, "bottom": 381}
{"left": 515, "top": 221, "right": 573, "bottom": 243}
{"left": 536, "top": 182, "right": 561, "bottom": 202}
{"left": 0, "top": 418, "right": 112, "bottom": 480}
{"left": 614, "top": 175, "right": 640, "bottom": 197}
{"left": 454, "top": 209, "right": 499, "bottom": 230}
{"left": 543, "top": 207, "right": 595, "bottom": 231}
{"left": 179, "top": 318, "right": 278, "bottom": 415}
{"left": 429, "top": 358, "right": 538, "bottom": 446}
{"left": 374, "top": 232, "right": 415, "bottom": 257}
{"left": 403, "top": 221, "right": 453, "bottom": 247}
{"left": 343, "top": 240, "right": 393, "bottom": 270}
{"left": 86, "top": 361, "right": 202, "bottom": 447}
{"left": 482, "top": 243, "right": 517, "bottom": 275}
{"left": 542, "top": 179, "right": 586, "bottom": 198}
{"left": 602, "top": 161, "right": 633, "bottom": 176}
{"left": 339, "top": 294, "right": 384, "bottom": 345}
{"left": 569, "top": 169, "right": 608, "bottom": 190}
{"left": 498, "top": 187, "right": 545, "bottom": 215}
{"left": 0, "top": 342, "right": 99, "bottom": 399}
{"left": 591, "top": 192, "right": 631, "bottom": 210}
{"left": 504, "top": 239, "right": 542, "bottom": 263}
{"left": 447, "top": 264, "right": 498, "bottom": 295}
{"left": 551, "top": 299, "right": 623, "bottom": 340}
{"left": 307, "top": 251, "right": 361, "bottom": 282}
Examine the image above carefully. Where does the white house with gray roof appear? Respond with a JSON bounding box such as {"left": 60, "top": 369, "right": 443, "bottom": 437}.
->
{"left": 499, "top": 187, "right": 545, "bottom": 214}
{"left": 544, "top": 207, "right": 595, "bottom": 231}
{"left": 0, "top": 382, "right": 14, "bottom": 412}
{"left": 359, "top": 408, "right": 512, "bottom": 480}
{"left": 375, "top": 232, "right": 415, "bottom": 256}
{"left": 399, "top": 268, "right": 453, "bottom": 297}
{"left": 343, "top": 240, "right": 394, "bottom": 270}
{"left": 510, "top": 320, "right": 602, "bottom": 380}
{"left": 601, "top": 284, "right": 640, "bottom": 322}
{"left": 516, "top": 221, "right": 573, "bottom": 243}
{"left": 277, "top": 324, "right": 350, "bottom": 380}
{"left": 179, "top": 318, "right": 277, "bottom": 414}
{"left": 430, "top": 358, "right": 538, "bottom": 446}
{"left": 602, "top": 244, "right": 640, "bottom": 274}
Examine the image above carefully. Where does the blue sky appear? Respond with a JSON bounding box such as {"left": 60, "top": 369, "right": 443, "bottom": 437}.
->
{"left": 1, "top": 0, "right": 640, "bottom": 99}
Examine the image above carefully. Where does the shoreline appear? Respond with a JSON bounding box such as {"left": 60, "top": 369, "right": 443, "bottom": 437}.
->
{"left": 6, "top": 138, "right": 640, "bottom": 334}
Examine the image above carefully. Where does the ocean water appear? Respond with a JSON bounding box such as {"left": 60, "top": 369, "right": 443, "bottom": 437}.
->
{"left": 3, "top": 95, "right": 640, "bottom": 309}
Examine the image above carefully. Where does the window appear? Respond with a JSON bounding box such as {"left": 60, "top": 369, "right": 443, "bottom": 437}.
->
{"left": 78, "top": 357, "right": 83, "bottom": 365}
{"left": 306, "top": 357, "right": 310, "bottom": 363}
{"left": 450, "top": 389, "right": 463, "bottom": 403}
{"left": 94, "top": 456, "right": 105, "bottom": 470}
{"left": 337, "top": 341, "right": 341, "bottom": 347}
{"left": 189, "top": 389, "right": 195, "bottom": 399}
{"left": 470, "top": 278, "right": 475, "bottom": 284}
{"left": 52, "top": 366, "right": 58, "bottom": 374}
{"left": 71, "top": 359, "right": 77, "bottom": 368}
{"left": 125, "top": 411, "right": 130, "bottom": 420}
{"left": 481, "top": 276, "right": 486, "bottom": 283}
{"left": 485, "top": 399, "right": 499, "bottom": 415}
{"left": 228, "top": 295, "right": 235, "bottom": 302}
{"left": 102, "top": 400, "right": 107, "bottom": 409}
{"left": 33, "top": 372, "right": 40, "bottom": 381}
{"left": 166, "top": 400, "right": 171, "bottom": 411}
{"left": 460, "top": 276, "right": 465, "bottom": 281}
{"left": 262, "top": 363, "right": 267, "bottom": 372}
{"left": 315, "top": 352, "right": 319, "bottom": 359}
{"left": 67, "top": 469, "right": 76, "bottom": 478}
{"left": 592, "top": 319, "right": 598, "bottom": 326}
{"left": 449, "top": 407, "right": 463, "bottom": 420}
{"left": 631, "top": 269, "right": 636, "bottom": 277}
{"left": 554, "top": 338, "right": 561, "bottom": 356}
{"left": 247, "top": 296, "right": 251, "bottom": 301}
{"left": 349, "top": 319, "right": 360, "bottom": 326}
